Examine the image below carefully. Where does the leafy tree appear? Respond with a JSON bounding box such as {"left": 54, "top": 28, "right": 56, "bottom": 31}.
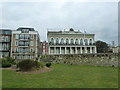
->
{"left": 96, "top": 40, "right": 109, "bottom": 53}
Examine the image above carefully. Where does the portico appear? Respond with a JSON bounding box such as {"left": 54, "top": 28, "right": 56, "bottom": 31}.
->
{"left": 47, "top": 28, "right": 97, "bottom": 55}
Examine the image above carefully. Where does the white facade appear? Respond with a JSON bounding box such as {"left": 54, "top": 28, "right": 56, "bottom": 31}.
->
{"left": 47, "top": 28, "right": 97, "bottom": 54}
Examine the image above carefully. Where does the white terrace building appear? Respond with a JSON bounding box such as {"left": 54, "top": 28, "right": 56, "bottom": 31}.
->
{"left": 47, "top": 28, "right": 97, "bottom": 55}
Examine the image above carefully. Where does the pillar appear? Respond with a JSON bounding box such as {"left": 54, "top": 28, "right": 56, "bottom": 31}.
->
{"left": 80, "top": 47, "right": 82, "bottom": 54}
{"left": 94, "top": 47, "right": 97, "bottom": 53}
{"left": 70, "top": 47, "right": 72, "bottom": 54}
{"left": 85, "top": 47, "right": 87, "bottom": 53}
{"left": 75, "top": 47, "right": 77, "bottom": 54}
{"left": 49, "top": 47, "right": 50, "bottom": 55}
{"left": 65, "top": 47, "right": 66, "bottom": 54}
{"left": 54, "top": 47, "right": 56, "bottom": 54}
{"left": 60, "top": 47, "right": 61, "bottom": 54}
{"left": 90, "top": 47, "right": 92, "bottom": 53}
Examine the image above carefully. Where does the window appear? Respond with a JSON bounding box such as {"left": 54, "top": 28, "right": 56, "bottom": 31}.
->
{"left": 30, "top": 41, "right": 34, "bottom": 46}
{"left": 19, "top": 41, "right": 24, "bottom": 46}
{"left": 21, "top": 29, "right": 29, "bottom": 33}
{"left": 3, "top": 44, "right": 7, "bottom": 50}
{"left": 5, "top": 36, "right": 8, "bottom": 42}
{"left": 51, "top": 38, "right": 54, "bottom": 45}
{"left": 31, "top": 34, "right": 34, "bottom": 39}
{"left": 14, "top": 48, "right": 19, "bottom": 52}
{"left": 20, "top": 34, "right": 24, "bottom": 39}
{"left": 84, "top": 39, "right": 88, "bottom": 45}
{"left": 25, "top": 42, "right": 29, "bottom": 46}
{"left": 2, "top": 36, "right": 4, "bottom": 41}
{"left": 25, "top": 34, "right": 30, "bottom": 39}
{"left": 71, "top": 39, "right": 74, "bottom": 44}
{"left": 19, "top": 48, "right": 23, "bottom": 53}
{"left": 30, "top": 48, "right": 34, "bottom": 52}
{"left": 56, "top": 38, "right": 59, "bottom": 44}
{"left": 89, "top": 39, "right": 92, "bottom": 45}
{"left": 61, "top": 38, "right": 64, "bottom": 45}
{"left": 15, "top": 34, "right": 19, "bottom": 39}
{"left": 25, "top": 48, "right": 29, "bottom": 52}
{"left": 80, "top": 39, "right": 83, "bottom": 45}
{"left": 75, "top": 39, "right": 79, "bottom": 45}
{"left": 15, "top": 41, "right": 19, "bottom": 46}
{"left": 66, "top": 39, "right": 69, "bottom": 45}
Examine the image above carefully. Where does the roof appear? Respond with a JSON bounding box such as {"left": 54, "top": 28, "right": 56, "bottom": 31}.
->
{"left": 17, "top": 27, "right": 35, "bottom": 31}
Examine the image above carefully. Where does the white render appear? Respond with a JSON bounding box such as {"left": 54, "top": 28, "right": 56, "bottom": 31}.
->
{"left": 47, "top": 28, "right": 97, "bottom": 55}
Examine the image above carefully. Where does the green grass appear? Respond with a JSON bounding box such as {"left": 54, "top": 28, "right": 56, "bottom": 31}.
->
{"left": 2, "top": 64, "right": 118, "bottom": 88}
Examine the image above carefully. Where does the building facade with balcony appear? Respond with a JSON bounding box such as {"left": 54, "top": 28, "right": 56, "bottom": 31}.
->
{"left": 0, "top": 29, "right": 12, "bottom": 58}
{"left": 47, "top": 28, "right": 97, "bottom": 54}
{"left": 11, "top": 27, "right": 41, "bottom": 60}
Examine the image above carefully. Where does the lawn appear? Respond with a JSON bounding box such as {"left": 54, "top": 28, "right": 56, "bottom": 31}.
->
{"left": 2, "top": 64, "right": 118, "bottom": 88}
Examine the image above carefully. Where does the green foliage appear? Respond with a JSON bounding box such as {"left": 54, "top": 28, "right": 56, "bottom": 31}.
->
{"left": 2, "top": 64, "right": 118, "bottom": 88}
{"left": 96, "top": 40, "right": 109, "bottom": 53}
{"left": 17, "top": 59, "right": 44, "bottom": 71}
{"left": 2, "top": 57, "right": 16, "bottom": 68}
{"left": 41, "top": 55, "right": 46, "bottom": 59}
{"left": 46, "top": 62, "right": 51, "bottom": 67}
{"left": 38, "top": 61, "right": 44, "bottom": 68}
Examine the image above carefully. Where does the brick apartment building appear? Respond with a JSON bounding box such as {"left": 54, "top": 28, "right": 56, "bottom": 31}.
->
{"left": 0, "top": 29, "right": 12, "bottom": 58}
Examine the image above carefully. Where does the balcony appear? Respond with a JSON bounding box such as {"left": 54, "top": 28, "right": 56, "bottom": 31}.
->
{"left": 1, "top": 40, "right": 10, "bottom": 43}
{"left": 19, "top": 37, "right": 30, "bottom": 41}
{"left": 49, "top": 42, "right": 96, "bottom": 46}
{"left": 19, "top": 45, "right": 29, "bottom": 47}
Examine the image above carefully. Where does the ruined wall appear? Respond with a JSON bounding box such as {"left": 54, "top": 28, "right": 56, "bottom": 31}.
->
{"left": 42, "top": 53, "right": 119, "bottom": 67}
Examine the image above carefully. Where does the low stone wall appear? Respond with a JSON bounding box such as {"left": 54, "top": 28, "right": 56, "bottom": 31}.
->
{"left": 42, "top": 53, "right": 119, "bottom": 67}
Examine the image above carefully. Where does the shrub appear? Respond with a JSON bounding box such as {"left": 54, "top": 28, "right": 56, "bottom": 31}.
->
{"left": 2, "top": 57, "right": 16, "bottom": 68}
{"left": 17, "top": 59, "right": 35, "bottom": 71}
{"left": 17, "top": 59, "right": 45, "bottom": 71}
{"left": 38, "top": 61, "right": 44, "bottom": 68}
{"left": 46, "top": 62, "right": 51, "bottom": 67}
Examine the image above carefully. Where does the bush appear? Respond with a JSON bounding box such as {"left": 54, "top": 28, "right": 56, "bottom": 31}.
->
{"left": 2, "top": 57, "right": 16, "bottom": 68}
{"left": 46, "top": 62, "right": 51, "bottom": 67}
{"left": 17, "top": 59, "right": 35, "bottom": 71}
{"left": 17, "top": 59, "right": 45, "bottom": 71}
{"left": 38, "top": 61, "right": 44, "bottom": 68}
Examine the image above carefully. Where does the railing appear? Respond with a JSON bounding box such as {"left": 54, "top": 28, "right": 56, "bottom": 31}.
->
{"left": 49, "top": 42, "right": 96, "bottom": 46}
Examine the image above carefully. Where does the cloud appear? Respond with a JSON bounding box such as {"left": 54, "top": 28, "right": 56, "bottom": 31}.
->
{"left": 1, "top": 2, "right": 118, "bottom": 45}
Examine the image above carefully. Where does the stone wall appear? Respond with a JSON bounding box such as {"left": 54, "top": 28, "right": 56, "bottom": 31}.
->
{"left": 42, "top": 53, "right": 119, "bottom": 67}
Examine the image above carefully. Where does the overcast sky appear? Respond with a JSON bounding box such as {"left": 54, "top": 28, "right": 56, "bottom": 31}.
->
{"left": 1, "top": 2, "right": 118, "bottom": 45}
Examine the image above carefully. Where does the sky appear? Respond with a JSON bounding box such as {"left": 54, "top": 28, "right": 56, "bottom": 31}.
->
{"left": 1, "top": 1, "right": 118, "bottom": 45}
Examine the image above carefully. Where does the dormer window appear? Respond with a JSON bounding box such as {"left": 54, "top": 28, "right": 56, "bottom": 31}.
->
{"left": 21, "top": 29, "right": 29, "bottom": 33}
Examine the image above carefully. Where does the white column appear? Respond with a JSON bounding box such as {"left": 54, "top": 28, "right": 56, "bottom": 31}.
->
{"left": 65, "top": 47, "right": 66, "bottom": 54}
{"left": 85, "top": 47, "right": 87, "bottom": 53}
{"left": 54, "top": 47, "right": 56, "bottom": 54}
{"left": 70, "top": 47, "right": 72, "bottom": 54}
{"left": 80, "top": 47, "right": 82, "bottom": 54}
{"left": 94, "top": 47, "right": 97, "bottom": 53}
{"left": 75, "top": 47, "right": 77, "bottom": 54}
{"left": 49, "top": 47, "right": 50, "bottom": 55}
{"left": 90, "top": 47, "right": 92, "bottom": 53}
{"left": 60, "top": 47, "right": 61, "bottom": 54}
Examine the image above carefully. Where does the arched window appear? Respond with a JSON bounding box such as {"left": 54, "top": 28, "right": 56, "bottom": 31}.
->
{"left": 56, "top": 38, "right": 59, "bottom": 45}
{"left": 71, "top": 39, "right": 74, "bottom": 45}
{"left": 89, "top": 39, "right": 92, "bottom": 45}
{"left": 80, "top": 39, "right": 83, "bottom": 45}
{"left": 66, "top": 39, "right": 69, "bottom": 45}
{"left": 61, "top": 38, "right": 64, "bottom": 45}
{"left": 51, "top": 38, "right": 54, "bottom": 45}
{"left": 84, "top": 39, "right": 88, "bottom": 45}
{"left": 75, "top": 39, "right": 79, "bottom": 45}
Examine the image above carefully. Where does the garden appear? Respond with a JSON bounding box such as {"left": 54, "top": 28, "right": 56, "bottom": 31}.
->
{"left": 0, "top": 57, "right": 118, "bottom": 88}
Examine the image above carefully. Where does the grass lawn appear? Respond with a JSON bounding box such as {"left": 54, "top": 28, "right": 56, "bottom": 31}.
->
{"left": 2, "top": 64, "right": 118, "bottom": 88}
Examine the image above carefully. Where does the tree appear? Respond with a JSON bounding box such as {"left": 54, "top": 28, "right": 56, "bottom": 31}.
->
{"left": 96, "top": 40, "right": 109, "bottom": 53}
